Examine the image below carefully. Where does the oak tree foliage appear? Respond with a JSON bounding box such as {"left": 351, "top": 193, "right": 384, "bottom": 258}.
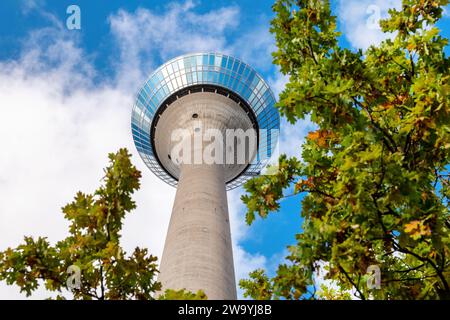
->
{"left": 240, "top": 0, "right": 450, "bottom": 300}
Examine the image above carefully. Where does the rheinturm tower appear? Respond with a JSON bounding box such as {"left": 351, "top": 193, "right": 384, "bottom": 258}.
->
{"left": 131, "top": 53, "right": 279, "bottom": 299}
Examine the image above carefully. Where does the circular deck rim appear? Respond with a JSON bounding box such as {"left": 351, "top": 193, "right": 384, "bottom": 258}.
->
{"left": 131, "top": 52, "right": 280, "bottom": 190}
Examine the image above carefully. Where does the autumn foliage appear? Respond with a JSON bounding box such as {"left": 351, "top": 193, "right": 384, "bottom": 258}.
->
{"left": 240, "top": 0, "right": 450, "bottom": 300}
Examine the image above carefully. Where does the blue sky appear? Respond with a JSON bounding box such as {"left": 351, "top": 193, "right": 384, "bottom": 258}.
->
{"left": 0, "top": 0, "right": 449, "bottom": 299}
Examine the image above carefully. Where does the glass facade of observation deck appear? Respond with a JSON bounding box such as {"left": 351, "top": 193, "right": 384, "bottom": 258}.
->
{"left": 131, "top": 52, "right": 280, "bottom": 190}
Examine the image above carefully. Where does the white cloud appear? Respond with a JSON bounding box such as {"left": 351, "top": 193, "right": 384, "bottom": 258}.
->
{"left": 0, "top": 23, "right": 176, "bottom": 298}
{"left": 21, "top": 0, "right": 42, "bottom": 14}
{"left": 228, "top": 187, "right": 269, "bottom": 298}
{"left": 443, "top": 6, "right": 450, "bottom": 18}
{"left": 108, "top": 1, "right": 240, "bottom": 91}
{"left": 228, "top": 23, "right": 276, "bottom": 72}
{"left": 268, "top": 72, "right": 288, "bottom": 97}
{"left": 337, "top": 0, "right": 401, "bottom": 50}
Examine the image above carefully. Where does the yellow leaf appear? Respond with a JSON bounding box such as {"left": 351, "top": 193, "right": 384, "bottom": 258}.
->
{"left": 404, "top": 220, "right": 420, "bottom": 233}
{"left": 307, "top": 130, "right": 335, "bottom": 147}
{"left": 404, "top": 220, "right": 431, "bottom": 238}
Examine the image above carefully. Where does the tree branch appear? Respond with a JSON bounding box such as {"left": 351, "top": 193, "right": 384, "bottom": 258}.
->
{"left": 338, "top": 265, "right": 366, "bottom": 300}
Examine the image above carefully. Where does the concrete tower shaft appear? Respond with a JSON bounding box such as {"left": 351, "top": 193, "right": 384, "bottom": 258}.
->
{"left": 158, "top": 162, "right": 236, "bottom": 299}
{"left": 156, "top": 92, "right": 255, "bottom": 299}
